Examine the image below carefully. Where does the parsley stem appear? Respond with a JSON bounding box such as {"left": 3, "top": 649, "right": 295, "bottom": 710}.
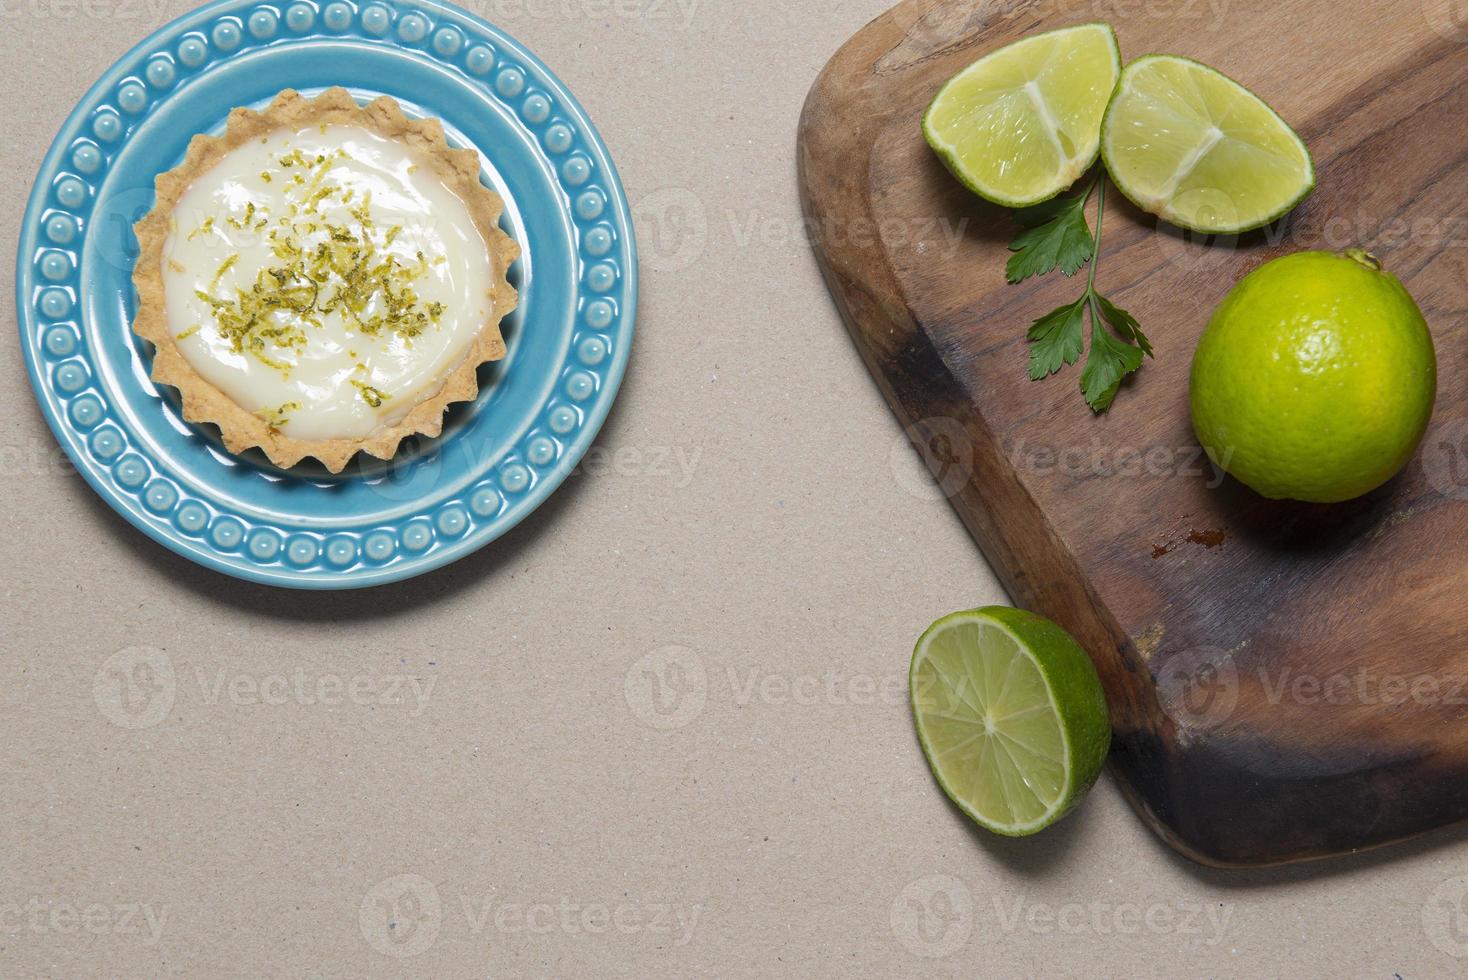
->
{"left": 1086, "top": 176, "right": 1105, "bottom": 296}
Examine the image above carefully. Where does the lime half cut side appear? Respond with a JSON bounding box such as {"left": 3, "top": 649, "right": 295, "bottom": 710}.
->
{"left": 1101, "top": 54, "right": 1314, "bottom": 233}
{"left": 922, "top": 23, "right": 1121, "bottom": 208}
{"left": 909, "top": 607, "right": 1110, "bottom": 836}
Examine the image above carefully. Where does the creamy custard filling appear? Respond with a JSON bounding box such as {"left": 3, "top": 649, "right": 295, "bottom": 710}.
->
{"left": 161, "top": 124, "right": 496, "bottom": 441}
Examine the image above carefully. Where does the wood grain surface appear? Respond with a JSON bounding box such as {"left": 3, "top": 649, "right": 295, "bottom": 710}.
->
{"left": 798, "top": 0, "right": 1468, "bottom": 866}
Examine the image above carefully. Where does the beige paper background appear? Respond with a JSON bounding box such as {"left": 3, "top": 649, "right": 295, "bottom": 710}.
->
{"left": 3, "top": 0, "right": 1467, "bottom": 976}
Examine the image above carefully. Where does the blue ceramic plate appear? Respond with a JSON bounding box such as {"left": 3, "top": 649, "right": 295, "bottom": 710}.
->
{"left": 16, "top": 0, "right": 636, "bottom": 588}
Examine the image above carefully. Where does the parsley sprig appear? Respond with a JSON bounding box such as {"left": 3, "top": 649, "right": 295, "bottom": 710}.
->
{"left": 1007, "top": 177, "right": 1152, "bottom": 412}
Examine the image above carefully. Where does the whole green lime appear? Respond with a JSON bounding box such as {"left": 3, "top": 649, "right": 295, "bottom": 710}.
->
{"left": 1190, "top": 250, "right": 1436, "bottom": 503}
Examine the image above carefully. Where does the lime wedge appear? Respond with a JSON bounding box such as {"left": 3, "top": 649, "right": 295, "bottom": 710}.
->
{"left": 923, "top": 23, "right": 1121, "bottom": 208}
{"left": 909, "top": 606, "right": 1110, "bottom": 836}
{"left": 1101, "top": 54, "right": 1314, "bottom": 233}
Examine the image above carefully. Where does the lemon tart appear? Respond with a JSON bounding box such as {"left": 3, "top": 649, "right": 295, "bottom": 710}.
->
{"left": 131, "top": 87, "right": 519, "bottom": 473}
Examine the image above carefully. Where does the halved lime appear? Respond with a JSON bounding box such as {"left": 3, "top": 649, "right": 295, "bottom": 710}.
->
{"left": 1101, "top": 54, "right": 1314, "bottom": 233}
{"left": 922, "top": 23, "right": 1121, "bottom": 208}
{"left": 910, "top": 606, "right": 1110, "bottom": 836}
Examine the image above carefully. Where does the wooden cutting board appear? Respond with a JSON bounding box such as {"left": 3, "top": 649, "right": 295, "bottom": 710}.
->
{"left": 799, "top": 0, "right": 1468, "bottom": 866}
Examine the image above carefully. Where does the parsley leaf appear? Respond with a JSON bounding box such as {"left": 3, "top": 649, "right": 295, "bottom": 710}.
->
{"left": 1080, "top": 294, "right": 1149, "bottom": 412}
{"left": 1094, "top": 292, "right": 1153, "bottom": 358}
{"left": 1026, "top": 297, "right": 1086, "bottom": 380}
{"left": 1005, "top": 184, "right": 1096, "bottom": 284}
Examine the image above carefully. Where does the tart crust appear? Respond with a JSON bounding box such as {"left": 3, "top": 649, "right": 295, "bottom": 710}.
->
{"left": 131, "top": 87, "right": 520, "bottom": 473}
